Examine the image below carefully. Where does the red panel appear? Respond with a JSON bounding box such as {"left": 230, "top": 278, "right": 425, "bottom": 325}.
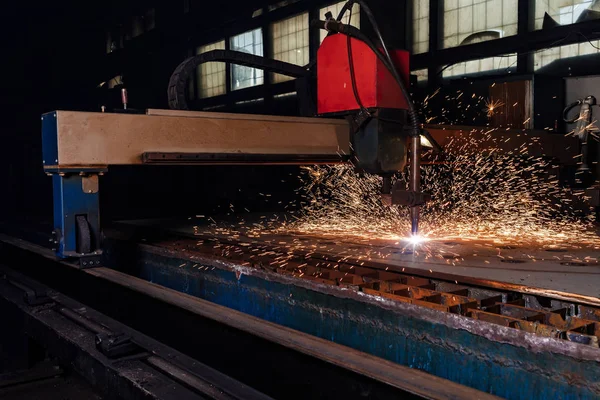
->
{"left": 317, "top": 34, "right": 410, "bottom": 115}
{"left": 377, "top": 49, "right": 410, "bottom": 109}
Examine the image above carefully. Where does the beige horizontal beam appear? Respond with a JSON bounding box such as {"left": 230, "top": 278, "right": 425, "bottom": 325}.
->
{"left": 47, "top": 110, "right": 349, "bottom": 169}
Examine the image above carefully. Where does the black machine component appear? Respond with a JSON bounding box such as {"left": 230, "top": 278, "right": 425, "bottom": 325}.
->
{"left": 141, "top": 152, "right": 348, "bottom": 165}
{"left": 95, "top": 333, "right": 142, "bottom": 359}
{"left": 5, "top": 272, "right": 51, "bottom": 306}
{"left": 564, "top": 95, "right": 598, "bottom": 186}
{"left": 75, "top": 215, "right": 92, "bottom": 254}
{"left": 349, "top": 109, "right": 409, "bottom": 175}
{"left": 391, "top": 182, "right": 432, "bottom": 207}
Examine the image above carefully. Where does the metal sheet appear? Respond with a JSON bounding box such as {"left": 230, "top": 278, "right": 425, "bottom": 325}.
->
{"left": 115, "top": 217, "right": 600, "bottom": 303}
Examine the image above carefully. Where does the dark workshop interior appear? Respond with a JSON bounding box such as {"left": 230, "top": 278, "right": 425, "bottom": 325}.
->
{"left": 1, "top": 1, "right": 600, "bottom": 399}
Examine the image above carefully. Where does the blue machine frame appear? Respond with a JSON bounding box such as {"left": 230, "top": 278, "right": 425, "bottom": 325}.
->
{"left": 51, "top": 174, "right": 101, "bottom": 259}
{"left": 42, "top": 112, "right": 103, "bottom": 260}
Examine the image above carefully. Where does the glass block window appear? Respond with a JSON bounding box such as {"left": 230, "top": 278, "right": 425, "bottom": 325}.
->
{"left": 319, "top": 1, "right": 360, "bottom": 44}
{"left": 443, "top": 0, "right": 518, "bottom": 49}
{"left": 534, "top": 41, "right": 600, "bottom": 70}
{"left": 230, "top": 29, "right": 264, "bottom": 90}
{"left": 271, "top": 13, "right": 309, "bottom": 83}
{"left": 412, "top": 0, "right": 429, "bottom": 54}
{"left": 412, "top": 69, "right": 428, "bottom": 83}
{"left": 196, "top": 40, "right": 226, "bottom": 99}
{"left": 442, "top": 54, "right": 517, "bottom": 77}
{"left": 535, "top": 0, "right": 599, "bottom": 29}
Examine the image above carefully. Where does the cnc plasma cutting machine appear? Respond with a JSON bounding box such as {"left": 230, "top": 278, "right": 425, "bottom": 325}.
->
{"left": 42, "top": 5, "right": 431, "bottom": 262}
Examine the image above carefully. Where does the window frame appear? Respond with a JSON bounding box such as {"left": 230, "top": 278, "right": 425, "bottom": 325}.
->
{"left": 411, "top": 0, "right": 600, "bottom": 84}
{"left": 186, "top": 0, "right": 600, "bottom": 107}
{"left": 188, "top": 0, "right": 356, "bottom": 108}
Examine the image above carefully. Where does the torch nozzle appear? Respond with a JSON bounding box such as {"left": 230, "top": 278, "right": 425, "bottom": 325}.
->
{"left": 410, "top": 135, "right": 421, "bottom": 236}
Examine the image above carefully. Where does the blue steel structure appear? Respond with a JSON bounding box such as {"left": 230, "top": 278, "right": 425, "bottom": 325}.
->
{"left": 104, "top": 239, "right": 600, "bottom": 400}
{"left": 42, "top": 112, "right": 102, "bottom": 260}
{"left": 51, "top": 175, "right": 101, "bottom": 258}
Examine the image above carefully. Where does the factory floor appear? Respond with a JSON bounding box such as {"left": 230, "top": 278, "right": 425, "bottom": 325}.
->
{"left": 0, "top": 365, "right": 102, "bottom": 400}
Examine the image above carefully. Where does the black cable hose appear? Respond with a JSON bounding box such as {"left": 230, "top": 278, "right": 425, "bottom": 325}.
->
{"left": 345, "top": 4, "right": 367, "bottom": 113}
{"left": 168, "top": 49, "right": 308, "bottom": 110}
{"left": 563, "top": 100, "right": 582, "bottom": 124}
{"left": 335, "top": 0, "right": 354, "bottom": 21}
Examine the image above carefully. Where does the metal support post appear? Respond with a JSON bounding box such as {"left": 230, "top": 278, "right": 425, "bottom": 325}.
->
{"left": 51, "top": 174, "right": 102, "bottom": 266}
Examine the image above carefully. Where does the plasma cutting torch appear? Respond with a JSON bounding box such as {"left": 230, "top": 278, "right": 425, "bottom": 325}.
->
{"left": 166, "top": 1, "right": 435, "bottom": 236}
{"left": 563, "top": 95, "right": 598, "bottom": 186}
{"left": 312, "top": 0, "right": 436, "bottom": 235}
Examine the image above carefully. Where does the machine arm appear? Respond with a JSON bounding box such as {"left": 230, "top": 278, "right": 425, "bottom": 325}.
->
{"left": 564, "top": 95, "right": 597, "bottom": 176}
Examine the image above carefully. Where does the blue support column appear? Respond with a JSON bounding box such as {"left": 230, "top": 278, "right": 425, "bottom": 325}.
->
{"left": 52, "top": 174, "right": 101, "bottom": 260}
{"left": 43, "top": 111, "right": 103, "bottom": 265}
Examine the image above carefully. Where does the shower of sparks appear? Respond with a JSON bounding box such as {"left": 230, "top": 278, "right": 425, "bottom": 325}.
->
{"left": 188, "top": 87, "right": 600, "bottom": 278}
{"left": 484, "top": 98, "right": 504, "bottom": 117}
{"left": 286, "top": 128, "right": 599, "bottom": 248}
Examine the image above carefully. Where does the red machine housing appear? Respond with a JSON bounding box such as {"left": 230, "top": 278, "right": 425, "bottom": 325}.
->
{"left": 317, "top": 34, "right": 410, "bottom": 115}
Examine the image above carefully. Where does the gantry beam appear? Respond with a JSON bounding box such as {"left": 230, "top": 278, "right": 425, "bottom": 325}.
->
{"left": 42, "top": 109, "right": 350, "bottom": 171}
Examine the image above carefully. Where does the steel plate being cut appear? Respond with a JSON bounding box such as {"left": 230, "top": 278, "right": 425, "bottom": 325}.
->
{"left": 115, "top": 216, "right": 600, "bottom": 304}
{"left": 106, "top": 216, "right": 600, "bottom": 398}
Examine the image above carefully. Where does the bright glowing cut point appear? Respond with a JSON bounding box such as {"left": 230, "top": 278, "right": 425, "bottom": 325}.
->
{"left": 407, "top": 235, "right": 428, "bottom": 245}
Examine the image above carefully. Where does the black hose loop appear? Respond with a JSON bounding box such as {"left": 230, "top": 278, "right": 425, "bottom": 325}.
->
{"left": 563, "top": 100, "right": 582, "bottom": 124}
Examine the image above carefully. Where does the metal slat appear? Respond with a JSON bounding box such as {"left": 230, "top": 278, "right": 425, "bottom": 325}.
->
{"left": 182, "top": 235, "right": 600, "bottom": 347}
